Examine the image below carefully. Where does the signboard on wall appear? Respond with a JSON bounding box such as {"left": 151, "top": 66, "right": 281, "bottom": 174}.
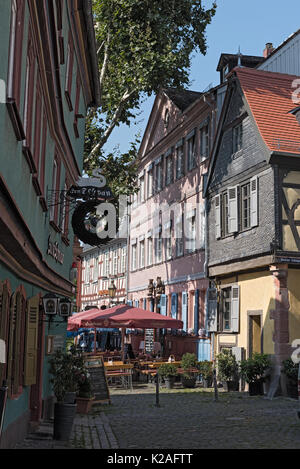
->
{"left": 144, "top": 329, "right": 155, "bottom": 353}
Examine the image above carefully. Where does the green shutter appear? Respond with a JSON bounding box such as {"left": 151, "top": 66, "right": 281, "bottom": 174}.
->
{"left": 12, "top": 292, "right": 22, "bottom": 395}
{"left": 24, "top": 296, "right": 39, "bottom": 386}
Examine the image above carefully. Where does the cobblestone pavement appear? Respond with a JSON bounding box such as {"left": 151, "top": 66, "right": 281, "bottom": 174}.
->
{"left": 14, "top": 383, "right": 300, "bottom": 449}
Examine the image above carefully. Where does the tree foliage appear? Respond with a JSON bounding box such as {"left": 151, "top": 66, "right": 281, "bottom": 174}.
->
{"left": 85, "top": 0, "right": 217, "bottom": 193}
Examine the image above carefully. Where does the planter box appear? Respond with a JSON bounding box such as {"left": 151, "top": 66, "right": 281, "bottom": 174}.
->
{"left": 164, "top": 376, "right": 176, "bottom": 389}
{"left": 286, "top": 380, "right": 298, "bottom": 399}
{"left": 76, "top": 396, "right": 95, "bottom": 414}
{"left": 222, "top": 380, "right": 239, "bottom": 392}
{"left": 249, "top": 380, "right": 264, "bottom": 396}
{"left": 181, "top": 376, "right": 196, "bottom": 388}
{"left": 53, "top": 403, "right": 76, "bottom": 441}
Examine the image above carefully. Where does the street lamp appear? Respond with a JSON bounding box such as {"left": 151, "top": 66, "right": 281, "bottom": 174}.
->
{"left": 42, "top": 293, "right": 72, "bottom": 323}
{"left": 108, "top": 280, "right": 117, "bottom": 305}
{"left": 147, "top": 277, "right": 165, "bottom": 313}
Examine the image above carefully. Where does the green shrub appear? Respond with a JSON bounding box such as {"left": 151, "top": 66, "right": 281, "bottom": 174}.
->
{"left": 282, "top": 358, "right": 298, "bottom": 382}
{"left": 198, "top": 361, "right": 213, "bottom": 379}
{"left": 240, "top": 353, "right": 271, "bottom": 383}
{"left": 216, "top": 349, "right": 239, "bottom": 382}
{"left": 157, "top": 363, "right": 178, "bottom": 377}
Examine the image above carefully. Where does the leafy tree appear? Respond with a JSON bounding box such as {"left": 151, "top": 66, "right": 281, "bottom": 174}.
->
{"left": 84, "top": 0, "right": 217, "bottom": 193}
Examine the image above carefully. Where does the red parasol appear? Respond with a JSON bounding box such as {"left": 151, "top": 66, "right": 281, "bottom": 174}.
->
{"left": 67, "top": 304, "right": 183, "bottom": 331}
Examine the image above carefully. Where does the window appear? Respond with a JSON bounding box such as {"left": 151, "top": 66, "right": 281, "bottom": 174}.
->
{"left": 233, "top": 123, "right": 243, "bottom": 153}
{"left": 147, "top": 166, "right": 153, "bottom": 198}
{"left": 138, "top": 174, "right": 145, "bottom": 203}
{"left": 73, "top": 70, "right": 82, "bottom": 138}
{"left": 241, "top": 182, "right": 251, "bottom": 230}
{"left": 221, "top": 287, "right": 231, "bottom": 330}
{"left": 176, "top": 141, "right": 184, "bottom": 179}
{"left": 221, "top": 192, "right": 229, "bottom": 237}
{"left": 131, "top": 244, "right": 137, "bottom": 271}
{"left": 147, "top": 237, "right": 153, "bottom": 266}
{"left": 113, "top": 250, "right": 118, "bottom": 275}
{"left": 104, "top": 251, "right": 110, "bottom": 276}
{"left": 7, "top": 0, "right": 26, "bottom": 141}
{"left": 155, "top": 234, "right": 162, "bottom": 263}
{"left": 165, "top": 150, "right": 173, "bottom": 186}
{"left": 23, "top": 27, "right": 36, "bottom": 158}
{"left": 200, "top": 124, "right": 209, "bottom": 161}
{"left": 186, "top": 209, "right": 196, "bottom": 253}
{"left": 165, "top": 228, "right": 172, "bottom": 260}
{"left": 139, "top": 240, "right": 145, "bottom": 268}
{"left": 121, "top": 247, "right": 126, "bottom": 273}
{"left": 175, "top": 214, "right": 183, "bottom": 257}
{"left": 219, "top": 285, "right": 240, "bottom": 333}
{"left": 65, "top": 35, "right": 74, "bottom": 111}
{"left": 155, "top": 159, "right": 163, "bottom": 192}
{"left": 187, "top": 132, "right": 196, "bottom": 171}
{"left": 93, "top": 258, "right": 98, "bottom": 282}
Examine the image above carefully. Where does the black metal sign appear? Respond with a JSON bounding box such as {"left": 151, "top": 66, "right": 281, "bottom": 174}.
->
{"left": 67, "top": 185, "right": 113, "bottom": 201}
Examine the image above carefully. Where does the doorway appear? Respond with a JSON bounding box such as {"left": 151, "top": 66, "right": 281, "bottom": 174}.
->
{"left": 248, "top": 311, "right": 263, "bottom": 357}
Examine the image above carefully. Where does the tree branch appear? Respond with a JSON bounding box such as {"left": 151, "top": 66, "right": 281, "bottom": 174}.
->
{"left": 88, "top": 89, "right": 136, "bottom": 159}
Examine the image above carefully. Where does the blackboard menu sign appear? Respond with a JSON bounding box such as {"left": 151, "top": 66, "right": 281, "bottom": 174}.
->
{"left": 144, "top": 329, "right": 155, "bottom": 353}
{"left": 85, "top": 357, "right": 111, "bottom": 404}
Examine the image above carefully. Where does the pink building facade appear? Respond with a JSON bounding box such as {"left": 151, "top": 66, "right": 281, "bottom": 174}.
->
{"left": 127, "top": 88, "right": 221, "bottom": 358}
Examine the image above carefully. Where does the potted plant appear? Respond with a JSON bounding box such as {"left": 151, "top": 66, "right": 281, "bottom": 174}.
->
{"left": 49, "top": 346, "right": 86, "bottom": 440}
{"left": 198, "top": 361, "right": 213, "bottom": 388}
{"left": 216, "top": 349, "right": 239, "bottom": 391}
{"left": 157, "top": 363, "right": 178, "bottom": 389}
{"left": 76, "top": 373, "right": 95, "bottom": 413}
{"left": 240, "top": 353, "right": 271, "bottom": 396}
{"left": 181, "top": 353, "right": 198, "bottom": 388}
{"left": 282, "top": 358, "right": 298, "bottom": 399}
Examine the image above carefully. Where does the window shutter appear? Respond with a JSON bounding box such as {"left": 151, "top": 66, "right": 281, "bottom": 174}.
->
{"left": 194, "top": 289, "right": 199, "bottom": 334}
{"left": 182, "top": 291, "right": 188, "bottom": 331}
{"left": 228, "top": 186, "right": 238, "bottom": 233}
{"left": 24, "top": 295, "right": 39, "bottom": 386}
{"left": 0, "top": 283, "right": 9, "bottom": 386}
{"left": 7, "top": 293, "right": 16, "bottom": 396}
{"left": 160, "top": 294, "right": 167, "bottom": 316}
{"left": 143, "top": 298, "right": 147, "bottom": 310}
{"left": 231, "top": 285, "right": 240, "bottom": 333}
{"left": 127, "top": 300, "right": 133, "bottom": 306}
{"left": 12, "top": 292, "right": 22, "bottom": 394}
{"left": 171, "top": 293, "right": 178, "bottom": 319}
{"left": 250, "top": 176, "right": 258, "bottom": 227}
{"left": 215, "top": 195, "right": 221, "bottom": 239}
{"left": 206, "top": 287, "right": 218, "bottom": 332}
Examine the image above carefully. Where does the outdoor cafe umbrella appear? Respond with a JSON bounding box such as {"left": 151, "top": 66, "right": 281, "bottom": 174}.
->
{"left": 67, "top": 304, "right": 183, "bottom": 357}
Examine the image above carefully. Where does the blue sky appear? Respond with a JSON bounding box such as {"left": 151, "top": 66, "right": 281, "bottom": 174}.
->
{"left": 103, "top": 0, "right": 300, "bottom": 156}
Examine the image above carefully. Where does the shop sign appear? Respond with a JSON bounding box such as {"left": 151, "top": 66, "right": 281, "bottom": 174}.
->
{"left": 47, "top": 236, "right": 64, "bottom": 265}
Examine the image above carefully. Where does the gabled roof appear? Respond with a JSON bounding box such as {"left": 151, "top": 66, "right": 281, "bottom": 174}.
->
{"left": 162, "top": 88, "right": 202, "bottom": 112}
{"left": 235, "top": 67, "right": 300, "bottom": 154}
{"left": 204, "top": 67, "right": 300, "bottom": 196}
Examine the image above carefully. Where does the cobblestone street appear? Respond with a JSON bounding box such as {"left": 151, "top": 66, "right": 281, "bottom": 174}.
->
{"left": 101, "top": 385, "right": 300, "bottom": 449}
{"left": 14, "top": 384, "right": 300, "bottom": 450}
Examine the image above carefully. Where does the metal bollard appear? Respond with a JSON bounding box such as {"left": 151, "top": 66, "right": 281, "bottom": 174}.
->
{"left": 155, "top": 372, "right": 160, "bottom": 407}
{"left": 213, "top": 368, "right": 219, "bottom": 402}
{"left": 297, "top": 363, "right": 300, "bottom": 419}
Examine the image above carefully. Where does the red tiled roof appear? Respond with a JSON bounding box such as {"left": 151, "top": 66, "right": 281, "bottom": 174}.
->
{"left": 234, "top": 67, "right": 300, "bottom": 155}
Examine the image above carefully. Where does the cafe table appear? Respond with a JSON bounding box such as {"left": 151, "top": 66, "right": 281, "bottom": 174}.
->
{"left": 104, "top": 362, "right": 134, "bottom": 390}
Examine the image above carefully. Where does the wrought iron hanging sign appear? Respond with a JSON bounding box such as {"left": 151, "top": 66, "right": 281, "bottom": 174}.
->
{"left": 70, "top": 170, "right": 118, "bottom": 246}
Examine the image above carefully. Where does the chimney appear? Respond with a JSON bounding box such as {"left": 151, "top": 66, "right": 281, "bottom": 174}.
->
{"left": 263, "top": 42, "right": 274, "bottom": 58}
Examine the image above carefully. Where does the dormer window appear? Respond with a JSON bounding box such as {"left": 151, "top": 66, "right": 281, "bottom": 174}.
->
{"left": 233, "top": 123, "right": 243, "bottom": 153}
{"left": 164, "top": 109, "right": 170, "bottom": 129}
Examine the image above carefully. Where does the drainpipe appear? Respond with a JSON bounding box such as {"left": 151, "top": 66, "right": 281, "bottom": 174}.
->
{"left": 125, "top": 201, "right": 130, "bottom": 303}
